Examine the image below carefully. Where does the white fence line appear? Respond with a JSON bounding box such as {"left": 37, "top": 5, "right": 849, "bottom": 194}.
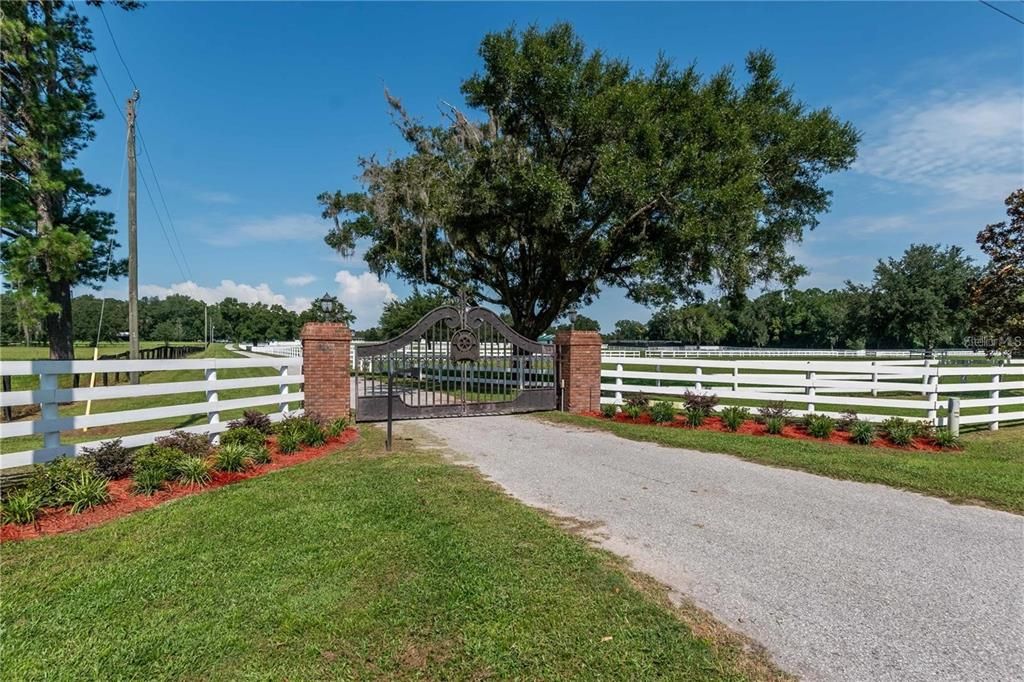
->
{"left": 0, "top": 357, "right": 303, "bottom": 470}
{"left": 601, "top": 356, "right": 1024, "bottom": 429}
{"left": 603, "top": 346, "right": 1001, "bottom": 359}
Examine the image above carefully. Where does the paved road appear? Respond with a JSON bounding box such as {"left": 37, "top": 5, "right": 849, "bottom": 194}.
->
{"left": 412, "top": 415, "right": 1024, "bottom": 682}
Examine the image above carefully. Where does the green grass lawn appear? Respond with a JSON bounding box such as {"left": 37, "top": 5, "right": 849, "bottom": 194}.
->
{"left": 0, "top": 341, "right": 199, "bottom": 362}
{"left": 536, "top": 413, "right": 1024, "bottom": 514}
{"left": 1, "top": 344, "right": 295, "bottom": 459}
{"left": 0, "top": 428, "right": 781, "bottom": 681}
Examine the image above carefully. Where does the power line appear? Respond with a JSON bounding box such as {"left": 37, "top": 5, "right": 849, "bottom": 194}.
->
{"left": 979, "top": 0, "right": 1024, "bottom": 25}
{"left": 91, "top": 56, "right": 191, "bottom": 283}
{"left": 137, "top": 123, "right": 193, "bottom": 280}
{"left": 92, "top": 8, "right": 194, "bottom": 281}
{"left": 98, "top": 5, "right": 138, "bottom": 90}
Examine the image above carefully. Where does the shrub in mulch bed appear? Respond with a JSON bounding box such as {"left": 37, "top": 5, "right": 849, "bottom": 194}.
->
{"left": 0, "top": 429, "right": 359, "bottom": 543}
{"left": 585, "top": 410, "right": 945, "bottom": 452}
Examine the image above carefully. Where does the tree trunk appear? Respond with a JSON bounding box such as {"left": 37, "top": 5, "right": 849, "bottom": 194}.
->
{"left": 45, "top": 280, "right": 73, "bottom": 359}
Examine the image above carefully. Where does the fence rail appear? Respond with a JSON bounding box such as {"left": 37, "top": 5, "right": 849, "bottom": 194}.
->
{"left": 601, "top": 356, "right": 1024, "bottom": 430}
{"left": 0, "top": 357, "right": 303, "bottom": 470}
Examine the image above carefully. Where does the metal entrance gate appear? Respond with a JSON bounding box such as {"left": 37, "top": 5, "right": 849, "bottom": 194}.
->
{"left": 354, "top": 300, "right": 557, "bottom": 421}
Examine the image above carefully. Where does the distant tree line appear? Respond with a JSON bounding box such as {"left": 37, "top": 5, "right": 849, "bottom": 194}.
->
{"left": 0, "top": 294, "right": 354, "bottom": 346}
{"left": 608, "top": 239, "right": 1007, "bottom": 352}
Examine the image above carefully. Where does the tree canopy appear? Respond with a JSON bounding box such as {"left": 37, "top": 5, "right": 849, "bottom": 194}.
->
{"left": 1, "top": 0, "right": 140, "bottom": 358}
{"left": 972, "top": 189, "right": 1024, "bottom": 354}
{"left": 318, "top": 23, "right": 859, "bottom": 338}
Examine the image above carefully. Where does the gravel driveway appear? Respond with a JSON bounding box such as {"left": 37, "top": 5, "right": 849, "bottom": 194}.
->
{"left": 410, "top": 415, "right": 1024, "bottom": 682}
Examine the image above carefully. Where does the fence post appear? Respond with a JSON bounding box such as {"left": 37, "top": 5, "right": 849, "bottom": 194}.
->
{"left": 990, "top": 373, "right": 1000, "bottom": 431}
{"left": 615, "top": 363, "right": 623, "bottom": 407}
{"left": 806, "top": 370, "right": 816, "bottom": 414}
{"left": 655, "top": 363, "right": 661, "bottom": 388}
{"left": 279, "top": 364, "right": 290, "bottom": 416}
{"left": 927, "top": 369, "right": 939, "bottom": 426}
{"left": 870, "top": 361, "right": 878, "bottom": 397}
{"left": 732, "top": 366, "right": 739, "bottom": 393}
{"left": 695, "top": 366, "right": 703, "bottom": 392}
{"left": 206, "top": 366, "right": 220, "bottom": 444}
{"left": 921, "top": 358, "right": 931, "bottom": 397}
{"left": 39, "top": 369, "right": 61, "bottom": 453}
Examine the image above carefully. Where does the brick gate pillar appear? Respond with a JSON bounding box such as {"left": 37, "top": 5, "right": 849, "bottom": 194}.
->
{"left": 300, "top": 323, "right": 352, "bottom": 421}
{"left": 555, "top": 330, "right": 602, "bottom": 414}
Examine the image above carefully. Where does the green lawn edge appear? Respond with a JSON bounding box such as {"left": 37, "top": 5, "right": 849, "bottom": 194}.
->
{"left": 1, "top": 426, "right": 785, "bottom": 681}
{"left": 532, "top": 412, "right": 1024, "bottom": 515}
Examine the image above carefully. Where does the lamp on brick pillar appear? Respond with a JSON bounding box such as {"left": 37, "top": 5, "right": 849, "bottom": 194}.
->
{"left": 300, "top": 322, "right": 352, "bottom": 422}
{"left": 555, "top": 330, "right": 602, "bottom": 414}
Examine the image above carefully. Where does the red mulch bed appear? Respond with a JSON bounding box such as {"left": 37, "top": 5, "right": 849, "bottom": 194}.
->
{"left": 1, "top": 429, "right": 359, "bottom": 543}
{"left": 581, "top": 412, "right": 942, "bottom": 452}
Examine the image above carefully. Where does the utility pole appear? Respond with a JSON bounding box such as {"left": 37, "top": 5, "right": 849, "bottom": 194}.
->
{"left": 204, "top": 304, "right": 209, "bottom": 347}
{"left": 127, "top": 90, "right": 140, "bottom": 384}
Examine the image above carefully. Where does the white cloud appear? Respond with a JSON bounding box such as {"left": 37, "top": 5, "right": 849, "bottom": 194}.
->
{"left": 333, "top": 270, "right": 396, "bottom": 323}
{"left": 195, "top": 190, "right": 238, "bottom": 205}
{"left": 856, "top": 88, "right": 1024, "bottom": 203}
{"left": 139, "top": 279, "right": 309, "bottom": 312}
{"left": 203, "top": 213, "right": 325, "bottom": 246}
{"left": 285, "top": 274, "right": 317, "bottom": 287}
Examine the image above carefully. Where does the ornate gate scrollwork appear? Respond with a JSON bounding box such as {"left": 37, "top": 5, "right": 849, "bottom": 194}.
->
{"left": 353, "top": 296, "right": 556, "bottom": 421}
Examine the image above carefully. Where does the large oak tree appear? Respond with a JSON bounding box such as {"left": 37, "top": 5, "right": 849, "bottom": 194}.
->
{"left": 319, "top": 23, "right": 858, "bottom": 338}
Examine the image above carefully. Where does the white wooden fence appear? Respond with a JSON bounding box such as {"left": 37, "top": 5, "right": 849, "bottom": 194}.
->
{"left": 604, "top": 347, "right": 995, "bottom": 359}
{"left": 0, "top": 357, "right": 303, "bottom": 470}
{"left": 602, "top": 356, "right": 1024, "bottom": 429}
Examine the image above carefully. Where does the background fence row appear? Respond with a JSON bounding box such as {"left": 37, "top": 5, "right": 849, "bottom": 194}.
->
{"left": 601, "top": 356, "right": 1024, "bottom": 430}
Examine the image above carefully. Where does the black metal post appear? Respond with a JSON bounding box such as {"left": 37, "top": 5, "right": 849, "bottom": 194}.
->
{"left": 386, "top": 360, "right": 394, "bottom": 452}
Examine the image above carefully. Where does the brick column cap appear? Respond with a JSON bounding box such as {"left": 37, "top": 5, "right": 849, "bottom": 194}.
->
{"left": 554, "top": 330, "right": 602, "bottom": 346}
{"left": 300, "top": 322, "right": 352, "bottom": 341}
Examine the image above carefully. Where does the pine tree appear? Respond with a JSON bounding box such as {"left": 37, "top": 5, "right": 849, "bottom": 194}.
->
{"left": 1, "top": 1, "right": 139, "bottom": 358}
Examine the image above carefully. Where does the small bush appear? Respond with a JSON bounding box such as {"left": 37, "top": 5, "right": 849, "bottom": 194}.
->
{"left": 25, "top": 457, "right": 94, "bottom": 507}
{"left": 176, "top": 457, "right": 212, "bottom": 486}
{"left": 758, "top": 401, "right": 791, "bottom": 423}
{"left": 134, "top": 446, "right": 189, "bottom": 481}
{"left": 1, "top": 490, "right": 42, "bottom": 525}
{"left": 600, "top": 404, "right": 617, "bottom": 419}
{"left": 650, "top": 400, "right": 676, "bottom": 424}
{"left": 837, "top": 410, "right": 859, "bottom": 432}
{"left": 933, "top": 429, "right": 962, "bottom": 450}
{"left": 82, "top": 439, "right": 134, "bottom": 480}
{"left": 849, "top": 420, "right": 876, "bottom": 445}
{"left": 213, "top": 443, "right": 252, "bottom": 473}
{"left": 720, "top": 405, "right": 750, "bottom": 432}
{"left": 682, "top": 390, "right": 718, "bottom": 416}
{"left": 327, "top": 417, "right": 350, "bottom": 438}
{"left": 249, "top": 445, "right": 272, "bottom": 465}
{"left": 272, "top": 414, "right": 305, "bottom": 435}
{"left": 276, "top": 431, "right": 301, "bottom": 454}
{"left": 58, "top": 471, "right": 111, "bottom": 514}
{"left": 220, "top": 427, "right": 266, "bottom": 450}
{"left": 913, "top": 420, "right": 935, "bottom": 439}
{"left": 132, "top": 467, "right": 166, "bottom": 496}
{"left": 764, "top": 416, "right": 785, "bottom": 435}
{"left": 298, "top": 421, "right": 327, "bottom": 447}
{"left": 624, "top": 392, "right": 649, "bottom": 409}
{"left": 882, "top": 417, "right": 916, "bottom": 447}
{"left": 228, "top": 409, "right": 273, "bottom": 434}
{"left": 154, "top": 431, "right": 212, "bottom": 459}
{"left": 804, "top": 414, "right": 835, "bottom": 439}
{"left": 685, "top": 406, "right": 707, "bottom": 428}
{"left": 623, "top": 404, "right": 644, "bottom": 420}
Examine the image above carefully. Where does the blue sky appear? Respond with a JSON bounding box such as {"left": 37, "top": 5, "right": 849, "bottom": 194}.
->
{"left": 80, "top": 1, "right": 1023, "bottom": 330}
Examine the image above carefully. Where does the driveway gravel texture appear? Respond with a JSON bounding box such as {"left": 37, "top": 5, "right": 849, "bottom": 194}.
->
{"left": 409, "top": 415, "right": 1024, "bottom": 682}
